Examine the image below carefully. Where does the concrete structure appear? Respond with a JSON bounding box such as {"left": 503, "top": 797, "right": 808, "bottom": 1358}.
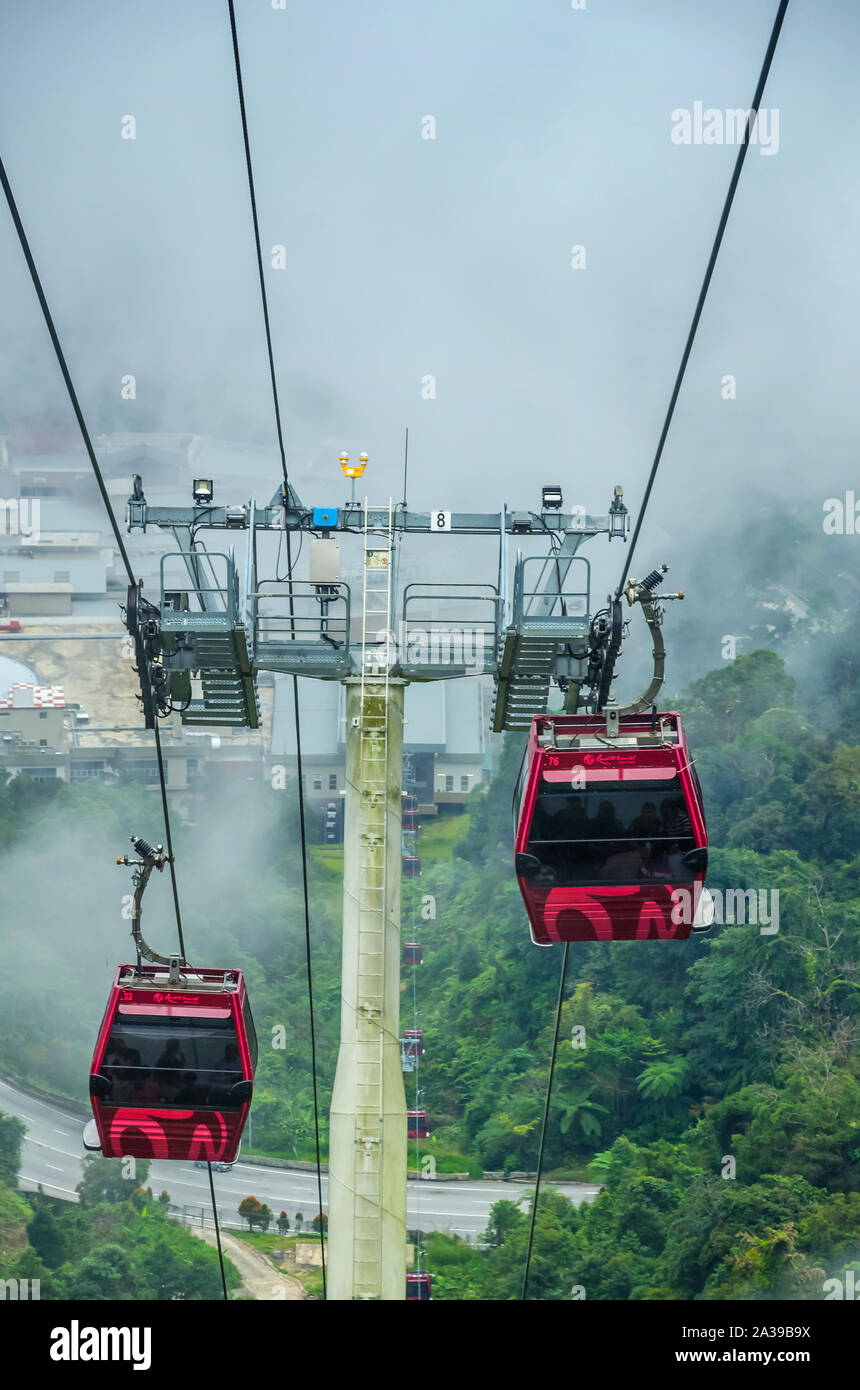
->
{"left": 0, "top": 685, "right": 264, "bottom": 789}
{"left": 0, "top": 425, "right": 288, "bottom": 622}
{"left": 0, "top": 683, "right": 67, "bottom": 761}
{"left": 269, "top": 673, "right": 498, "bottom": 836}
{"left": 0, "top": 735, "right": 260, "bottom": 788}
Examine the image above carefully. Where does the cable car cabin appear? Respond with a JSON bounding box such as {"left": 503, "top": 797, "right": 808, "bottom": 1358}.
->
{"left": 403, "top": 942, "right": 423, "bottom": 966}
{"left": 402, "top": 1029, "right": 425, "bottom": 1057}
{"left": 407, "top": 1109, "right": 431, "bottom": 1139}
{"left": 402, "top": 810, "right": 420, "bottom": 833}
{"left": 402, "top": 855, "right": 422, "bottom": 878}
{"left": 407, "top": 1273, "right": 433, "bottom": 1300}
{"left": 514, "top": 712, "right": 708, "bottom": 944}
{"left": 89, "top": 964, "right": 257, "bottom": 1162}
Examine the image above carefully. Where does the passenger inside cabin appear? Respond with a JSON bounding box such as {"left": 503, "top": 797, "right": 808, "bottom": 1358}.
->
{"left": 175, "top": 1072, "right": 202, "bottom": 1104}
{"left": 644, "top": 834, "right": 686, "bottom": 878}
{"left": 105, "top": 1037, "right": 141, "bottom": 1077}
{"left": 602, "top": 842, "right": 646, "bottom": 880}
{"left": 660, "top": 797, "right": 691, "bottom": 836}
{"left": 594, "top": 801, "right": 622, "bottom": 838}
{"left": 155, "top": 1039, "right": 186, "bottom": 1081}
{"left": 129, "top": 1072, "right": 161, "bottom": 1104}
{"left": 630, "top": 801, "right": 660, "bottom": 837}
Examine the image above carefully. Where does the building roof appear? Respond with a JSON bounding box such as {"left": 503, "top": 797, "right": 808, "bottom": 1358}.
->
{"left": 1, "top": 682, "right": 65, "bottom": 709}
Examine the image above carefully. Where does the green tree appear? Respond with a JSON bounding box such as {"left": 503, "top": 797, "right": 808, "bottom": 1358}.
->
{"left": 484, "top": 1199, "right": 526, "bottom": 1248}
{"left": 238, "top": 1195, "right": 263, "bottom": 1230}
{"left": 27, "top": 1204, "right": 66, "bottom": 1268}
{"left": 76, "top": 1156, "right": 151, "bottom": 1208}
{"left": 71, "top": 1242, "right": 134, "bottom": 1300}
{"left": 0, "top": 1112, "right": 25, "bottom": 1186}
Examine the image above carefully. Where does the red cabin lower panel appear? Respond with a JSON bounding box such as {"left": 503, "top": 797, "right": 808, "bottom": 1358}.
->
{"left": 97, "top": 1106, "right": 248, "bottom": 1162}
{"left": 524, "top": 882, "right": 703, "bottom": 943}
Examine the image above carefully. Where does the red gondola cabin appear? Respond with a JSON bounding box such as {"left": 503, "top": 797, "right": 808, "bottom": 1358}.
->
{"left": 403, "top": 942, "right": 423, "bottom": 966}
{"left": 402, "top": 855, "right": 422, "bottom": 878}
{"left": 89, "top": 964, "right": 257, "bottom": 1162}
{"left": 407, "top": 1109, "right": 430, "bottom": 1139}
{"left": 515, "top": 712, "right": 708, "bottom": 944}
{"left": 402, "top": 1029, "right": 425, "bottom": 1057}
{"left": 407, "top": 1273, "right": 433, "bottom": 1300}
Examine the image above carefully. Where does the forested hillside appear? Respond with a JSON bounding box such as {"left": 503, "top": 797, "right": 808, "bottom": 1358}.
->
{"left": 1, "top": 617, "right": 859, "bottom": 1298}
{"left": 0, "top": 1114, "right": 238, "bottom": 1299}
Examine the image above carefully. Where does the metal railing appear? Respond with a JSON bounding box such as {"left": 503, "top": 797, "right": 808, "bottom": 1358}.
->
{"left": 253, "top": 580, "right": 351, "bottom": 654}
{"left": 159, "top": 550, "right": 239, "bottom": 621}
{"left": 513, "top": 554, "right": 590, "bottom": 626}
{"left": 400, "top": 582, "right": 501, "bottom": 675}
{"left": 242, "top": 499, "right": 257, "bottom": 663}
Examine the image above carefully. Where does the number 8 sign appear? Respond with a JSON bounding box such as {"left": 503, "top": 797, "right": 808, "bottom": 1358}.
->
{"left": 430, "top": 510, "right": 451, "bottom": 531}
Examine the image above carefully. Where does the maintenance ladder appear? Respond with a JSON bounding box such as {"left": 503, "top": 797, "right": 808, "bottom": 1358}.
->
{"left": 352, "top": 500, "right": 394, "bottom": 1298}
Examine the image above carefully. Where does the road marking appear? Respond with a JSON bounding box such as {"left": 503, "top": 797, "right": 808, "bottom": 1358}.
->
{"left": 21, "top": 1176, "right": 78, "bottom": 1197}
{"left": 25, "top": 1138, "right": 83, "bottom": 1160}
{"left": 45, "top": 1164, "right": 63, "bottom": 1172}
{"left": 407, "top": 1210, "right": 486, "bottom": 1218}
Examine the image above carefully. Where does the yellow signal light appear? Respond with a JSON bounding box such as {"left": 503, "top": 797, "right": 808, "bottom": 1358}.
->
{"left": 339, "top": 451, "right": 368, "bottom": 480}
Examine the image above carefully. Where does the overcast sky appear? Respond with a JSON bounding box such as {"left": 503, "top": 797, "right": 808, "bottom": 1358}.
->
{"left": 1, "top": 1, "right": 858, "bottom": 677}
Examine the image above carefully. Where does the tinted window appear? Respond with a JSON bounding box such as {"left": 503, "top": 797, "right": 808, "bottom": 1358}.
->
{"left": 100, "top": 1014, "right": 245, "bottom": 1111}
{"left": 691, "top": 765, "right": 707, "bottom": 830}
{"left": 243, "top": 997, "right": 258, "bottom": 1071}
{"left": 526, "top": 779, "right": 694, "bottom": 886}
{"left": 512, "top": 752, "right": 528, "bottom": 829}
{"left": 531, "top": 780, "right": 691, "bottom": 840}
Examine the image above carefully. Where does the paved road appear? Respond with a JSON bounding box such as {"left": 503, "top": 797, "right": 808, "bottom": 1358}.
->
{"left": 192, "top": 1226, "right": 306, "bottom": 1300}
{"left": 0, "top": 1076, "right": 600, "bottom": 1238}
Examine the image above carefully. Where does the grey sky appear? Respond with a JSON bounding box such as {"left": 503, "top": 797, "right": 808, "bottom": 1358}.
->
{"left": 1, "top": 1, "right": 858, "bottom": 641}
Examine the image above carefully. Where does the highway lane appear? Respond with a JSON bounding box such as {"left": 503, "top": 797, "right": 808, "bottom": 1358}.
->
{"left": 0, "top": 1076, "right": 600, "bottom": 1237}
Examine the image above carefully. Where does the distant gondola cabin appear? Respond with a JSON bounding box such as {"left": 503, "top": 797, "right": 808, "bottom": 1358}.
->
{"left": 402, "top": 1029, "right": 425, "bottom": 1057}
{"left": 407, "top": 1109, "right": 430, "bottom": 1139}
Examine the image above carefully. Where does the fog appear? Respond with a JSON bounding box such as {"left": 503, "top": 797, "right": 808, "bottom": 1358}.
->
{"left": 1, "top": 3, "right": 858, "bottom": 887}
{"left": 2, "top": 4, "right": 858, "bottom": 539}
{"left": 0, "top": 771, "right": 310, "bottom": 1100}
